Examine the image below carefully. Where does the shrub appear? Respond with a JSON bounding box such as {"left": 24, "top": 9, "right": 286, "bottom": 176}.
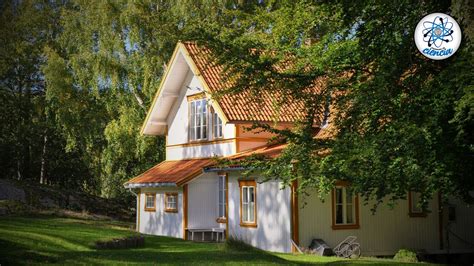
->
{"left": 94, "top": 235, "right": 145, "bottom": 250}
{"left": 224, "top": 237, "right": 255, "bottom": 252}
{"left": 393, "top": 249, "right": 418, "bottom": 262}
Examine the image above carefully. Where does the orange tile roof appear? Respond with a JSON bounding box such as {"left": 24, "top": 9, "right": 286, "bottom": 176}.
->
{"left": 126, "top": 124, "right": 337, "bottom": 187}
{"left": 125, "top": 158, "right": 214, "bottom": 186}
{"left": 183, "top": 42, "right": 321, "bottom": 123}
{"left": 227, "top": 143, "right": 288, "bottom": 161}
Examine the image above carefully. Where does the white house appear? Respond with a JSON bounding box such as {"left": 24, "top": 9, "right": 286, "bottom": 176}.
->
{"left": 125, "top": 42, "right": 474, "bottom": 255}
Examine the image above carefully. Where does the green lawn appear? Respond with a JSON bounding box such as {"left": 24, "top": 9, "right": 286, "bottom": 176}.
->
{"left": 0, "top": 216, "right": 422, "bottom": 265}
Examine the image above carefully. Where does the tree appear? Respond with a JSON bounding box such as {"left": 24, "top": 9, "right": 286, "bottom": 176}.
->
{"left": 43, "top": 0, "right": 184, "bottom": 197}
{"left": 184, "top": 0, "right": 473, "bottom": 209}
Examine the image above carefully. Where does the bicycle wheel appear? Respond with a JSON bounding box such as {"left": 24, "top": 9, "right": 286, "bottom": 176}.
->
{"left": 340, "top": 242, "right": 352, "bottom": 258}
{"left": 348, "top": 243, "right": 361, "bottom": 259}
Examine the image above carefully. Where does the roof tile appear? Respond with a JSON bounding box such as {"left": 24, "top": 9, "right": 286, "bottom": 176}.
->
{"left": 183, "top": 42, "right": 315, "bottom": 123}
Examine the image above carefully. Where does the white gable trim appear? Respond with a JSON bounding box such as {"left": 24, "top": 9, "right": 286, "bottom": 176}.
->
{"left": 141, "top": 42, "right": 229, "bottom": 136}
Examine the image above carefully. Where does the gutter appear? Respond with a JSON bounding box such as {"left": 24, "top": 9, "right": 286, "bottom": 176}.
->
{"left": 204, "top": 166, "right": 248, "bottom": 172}
{"left": 124, "top": 182, "right": 177, "bottom": 189}
{"left": 128, "top": 187, "right": 138, "bottom": 197}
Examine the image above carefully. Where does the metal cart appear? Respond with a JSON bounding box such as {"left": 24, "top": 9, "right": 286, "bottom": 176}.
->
{"left": 333, "top": 236, "right": 361, "bottom": 259}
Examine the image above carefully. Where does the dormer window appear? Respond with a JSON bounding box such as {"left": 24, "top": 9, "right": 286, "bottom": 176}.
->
{"left": 189, "top": 98, "right": 208, "bottom": 141}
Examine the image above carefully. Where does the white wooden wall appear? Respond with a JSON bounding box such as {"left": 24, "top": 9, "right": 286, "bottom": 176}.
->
{"left": 298, "top": 191, "right": 440, "bottom": 256}
{"left": 227, "top": 173, "right": 292, "bottom": 253}
{"left": 139, "top": 187, "right": 183, "bottom": 238}
{"left": 442, "top": 197, "right": 474, "bottom": 251}
{"left": 187, "top": 173, "right": 225, "bottom": 229}
{"left": 166, "top": 142, "right": 236, "bottom": 161}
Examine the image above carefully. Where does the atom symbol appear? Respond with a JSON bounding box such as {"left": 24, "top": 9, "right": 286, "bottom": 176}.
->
{"left": 422, "top": 16, "right": 454, "bottom": 48}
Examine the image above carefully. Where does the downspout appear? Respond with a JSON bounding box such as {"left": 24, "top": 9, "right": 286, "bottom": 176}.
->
{"left": 128, "top": 188, "right": 140, "bottom": 232}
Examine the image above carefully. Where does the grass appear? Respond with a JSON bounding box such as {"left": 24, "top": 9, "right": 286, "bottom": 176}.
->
{"left": 0, "top": 215, "right": 425, "bottom": 265}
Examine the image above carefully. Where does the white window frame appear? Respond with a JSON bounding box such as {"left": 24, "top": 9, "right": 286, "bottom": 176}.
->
{"left": 165, "top": 193, "right": 178, "bottom": 212}
{"left": 189, "top": 98, "right": 208, "bottom": 141}
{"left": 241, "top": 186, "right": 255, "bottom": 223}
{"left": 145, "top": 193, "right": 155, "bottom": 211}
{"left": 218, "top": 175, "right": 227, "bottom": 219}
{"left": 213, "top": 112, "right": 223, "bottom": 139}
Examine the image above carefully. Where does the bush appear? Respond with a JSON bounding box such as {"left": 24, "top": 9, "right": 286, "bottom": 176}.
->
{"left": 393, "top": 249, "right": 418, "bottom": 262}
{"left": 94, "top": 235, "right": 145, "bottom": 250}
{"left": 224, "top": 237, "right": 255, "bottom": 252}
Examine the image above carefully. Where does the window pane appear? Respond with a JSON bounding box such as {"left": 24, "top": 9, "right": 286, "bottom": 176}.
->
{"left": 190, "top": 119, "right": 195, "bottom": 140}
{"left": 411, "top": 192, "right": 422, "bottom": 213}
{"left": 243, "top": 187, "right": 248, "bottom": 203}
{"left": 219, "top": 176, "right": 223, "bottom": 188}
{"left": 243, "top": 203, "right": 248, "bottom": 221}
{"left": 218, "top": 116, "right": 222, "bottom": 137}
{"left": 196, "top": 125, "right": 201, "bottom": 139}
{"left": 218, "top": 176, "right": 226, "bottom": 218}
{"left": 249, "top": 187, "right": 255, "bottom": 203}
{"left": 190, "top": 102, "right": 196, "bottom": 140}
{"left": 219, "top": 189, "right": 224, "bottom": 204}
{"left": 249, "top": 202, "right": 255, "bottom": 222}
{"left": 346, "top": 204, "right": 354, "bottom": 224}
{"left": 146, "top": 195, "right": 154, "bottom": 208}
{"left": 346, "top": 190, "right": 353, "bottom": 204}
{"left": 336, "top": 205, "right": 343, "bottom": 224}
{"left": 336, "top": 188, "right": 343, "bottom": 204}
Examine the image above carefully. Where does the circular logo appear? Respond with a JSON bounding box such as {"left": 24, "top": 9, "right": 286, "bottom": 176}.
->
{"left": 414, "top": 13, "right": 462, "bottom": 60}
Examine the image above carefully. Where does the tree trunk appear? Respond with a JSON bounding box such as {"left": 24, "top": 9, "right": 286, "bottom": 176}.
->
{"left": 130, "top": 84, "right": 146, "bottom": 110}
{"left": 17, "top": 160, "right": 21, "bottom": 180}
{"left": 40, "top": 132, "right": 48, "bottom": 184}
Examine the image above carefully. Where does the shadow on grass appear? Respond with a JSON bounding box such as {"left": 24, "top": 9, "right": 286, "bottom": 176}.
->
{"left": 0, "top": 216, "right": 419, "bottom": 265}
{"left": 0, "top": 238, "right": 60, "bottom": 265}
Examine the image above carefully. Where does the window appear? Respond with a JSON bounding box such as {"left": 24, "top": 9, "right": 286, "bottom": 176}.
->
{"left": 332, "top": 182, "right": 359, "bottom": 229}
{"left": 165, "top": 193, "right": 178, "bottom": 213}
{"left": 239, "top": 180, "right": 257, "bottom": 227}
{"left": 213, "top": 112, "right": 223, "bottom": 139}
{"left": 217, "top": 174, "right": 227, "bottom": 222}
{"left": 189, "top": 98, "right": 208, "bottom": 141}
{"left": 145, "top": 193, "right": 156, "bottom": 212}
{"left": 408, "top": 191, "right": 427, "bottom": 217}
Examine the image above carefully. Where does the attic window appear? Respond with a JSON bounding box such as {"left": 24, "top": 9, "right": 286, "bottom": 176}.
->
{"left": 189, "top": 98, "right": 208, "bottom": 141}
{"left": 213, "top": 112, "right": 223, "bottom": 139}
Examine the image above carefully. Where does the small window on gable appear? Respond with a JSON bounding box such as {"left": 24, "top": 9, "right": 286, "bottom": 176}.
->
{"left": 409, "top": 191, "right": 427, "bottom": 217}
{"left": 239, "top": 180, "right": 257, "bottom": 227}
{"left": 145, "top": 193, "right": 156, "bottom": 212}
{"left": 213, "top": 112, "right": 223, "bottom": 139}
{"left": 332, "top": 182, "right": 359, "bottom": 230}
{"left": 165, "top": 193, "right": 178, "bottom": 213}
{"left": 189, "top": 98, "right": 208, "bottom": 141}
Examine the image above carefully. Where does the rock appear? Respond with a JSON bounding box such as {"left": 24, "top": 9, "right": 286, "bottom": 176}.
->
{"left": 0, "top": 179, "right": 26, "bottom": 202}
{"left": 39, "top": 197, "right": 59, "bottom": 208}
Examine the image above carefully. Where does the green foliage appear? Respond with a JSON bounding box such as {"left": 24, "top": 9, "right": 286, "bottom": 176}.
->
{"left": 394, "top": 249, "right": 419, "bottom": 263}
{"left": 43, "top": 1, "right": 173, "bottom": 197}
{"left": 2, "top": 0, "right": 472, "bottom": 204}
{"left": 194, "top": 0, "right": 473, "bottom": 208}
